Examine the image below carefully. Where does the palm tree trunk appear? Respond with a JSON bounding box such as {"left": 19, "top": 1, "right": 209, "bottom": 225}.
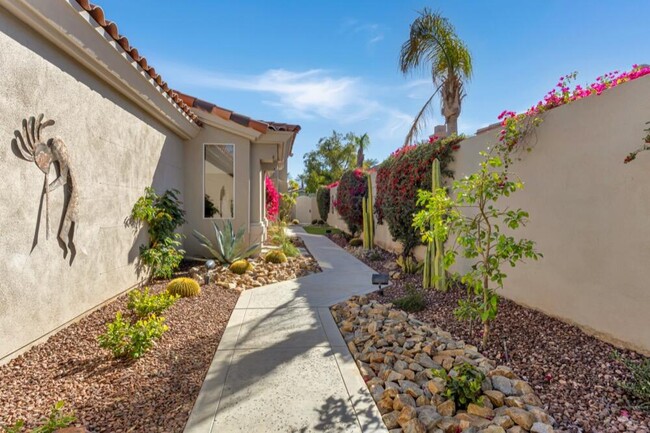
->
{"left": 446, "top": 115, "right": 459, "bottom": 135}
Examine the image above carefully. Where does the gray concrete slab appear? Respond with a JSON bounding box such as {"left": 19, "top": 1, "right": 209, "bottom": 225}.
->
{"left": 184, "top": 227, "right": 388, "bottom": 433}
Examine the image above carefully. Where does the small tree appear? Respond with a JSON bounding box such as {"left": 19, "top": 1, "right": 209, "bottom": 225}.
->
{"left": 316, "top": 186, "right": 330, "bottom": 221}
{"left": 279, "top": 179, "right": 299, "bottom": 222}
{"left": 413, "top": 144, "right": 541, "bottom": 347}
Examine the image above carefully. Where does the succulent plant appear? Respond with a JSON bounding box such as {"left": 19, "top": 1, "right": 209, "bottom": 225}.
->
{"left": 166, "top": 277, "right": 201, "bottom": 298}
{"left": 192, "top": 220, "right": 261, "bottom": 265}
{"left": 229, "top": 259, "right": 252, "bottom": 275}
{"left": 423, "top": 158, "right": 447, "bottom": 291}
{"left": 348, "top": 237, "right": 363, "bottom": 247}
{"left": 265, "top": 250, "right": 287, "bottom": 264}
{"left": 396, "top": 255, "right": 423, "bottom": 274}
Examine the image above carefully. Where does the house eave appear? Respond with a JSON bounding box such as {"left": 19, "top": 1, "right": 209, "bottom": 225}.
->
{"left": 0, "top": 0, "right": 200, "bottom": 140}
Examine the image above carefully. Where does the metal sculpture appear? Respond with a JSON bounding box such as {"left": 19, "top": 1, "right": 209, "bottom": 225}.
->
{"left": 12, "top": 114, "right": 78, "bottom": 258}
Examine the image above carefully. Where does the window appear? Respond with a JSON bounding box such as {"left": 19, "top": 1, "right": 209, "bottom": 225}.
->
{"left": 203, "top": 144, "right": 235, "bottom": 219}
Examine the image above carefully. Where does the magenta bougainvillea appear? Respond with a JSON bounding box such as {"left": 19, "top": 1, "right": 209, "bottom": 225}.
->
{"left": 334, "top": 168, "right": 367, "bottom": 235}
{"left": 375, "top": 135, "right": 462, "bottom": 256}
{"left": 499, "top": 65, "right": 650, "bottom": 149}
{"left": 265, "top": 175, "right": 279, "bottom": 221}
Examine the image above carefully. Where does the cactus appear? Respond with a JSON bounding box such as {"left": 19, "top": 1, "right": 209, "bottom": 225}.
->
{"left": 348, "top": 237, "right": 363, "bottom": 247}
{"left": 229, "top": 259, "right": 252, "bottom": 275}
{"left": 362, "top": 174, "right": 375, "bottom": 249}
{"left": 166, "top": 277, "right": 201, "bottom": 298}
{"left": 423, "top": 158, "right": 447, "bottom": 291}
{"left": 265, "top": 250, "right": 287, "bottom": 264}
{"left": 396, "top": 255, "right": 423, "bottom": 274}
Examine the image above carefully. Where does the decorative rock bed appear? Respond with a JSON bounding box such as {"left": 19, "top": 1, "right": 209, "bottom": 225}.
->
{"left": 187, "top": 254, "right": 320, "bottom": 290}
{"left": 332, "top": 296, "right": 557, "bottom": 433}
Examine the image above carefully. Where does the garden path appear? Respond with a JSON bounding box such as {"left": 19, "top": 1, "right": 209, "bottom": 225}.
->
{"left": 183, "top": 226, "right": 388, "bottom": 433}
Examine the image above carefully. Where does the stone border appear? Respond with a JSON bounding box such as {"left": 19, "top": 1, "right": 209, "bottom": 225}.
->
{"left": 331, "top": 296, "right": 557, "bottom": 433}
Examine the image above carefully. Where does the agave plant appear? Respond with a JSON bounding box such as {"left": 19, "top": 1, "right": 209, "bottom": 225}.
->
{"left": 192, "top": 220, "right": 261, "bottom": 264}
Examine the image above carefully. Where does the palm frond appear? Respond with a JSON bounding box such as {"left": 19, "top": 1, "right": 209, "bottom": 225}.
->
{"left": 403, "top": 83, "right": 443, "bottom": 147}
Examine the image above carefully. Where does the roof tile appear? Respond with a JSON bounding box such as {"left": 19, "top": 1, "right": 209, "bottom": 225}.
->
{"left": 72, "top": 0, "right": 199, "bottom": 124}
{"left": 175, "top": 90, "right": 300, "bottom": 134}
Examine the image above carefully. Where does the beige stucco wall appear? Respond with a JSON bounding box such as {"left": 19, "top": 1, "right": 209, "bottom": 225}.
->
{"left": 327, "top": 76, "right": 650, "bottom": 353}
{"left": 183, "top": 126, "right": 251, "bottom": 257}
{"left": 295, "top": 196, "right": 314, "bottom": 223}
{"left": 0, "top": 10, "right": 187, "bottom": 361}
{"left": 450, "top": 75, "right": 650, "bottom": 354}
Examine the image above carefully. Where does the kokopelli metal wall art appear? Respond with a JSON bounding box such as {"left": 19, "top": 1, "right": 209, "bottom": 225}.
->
{"left": 12, "top": 114, "right": 78, "bottom": 260}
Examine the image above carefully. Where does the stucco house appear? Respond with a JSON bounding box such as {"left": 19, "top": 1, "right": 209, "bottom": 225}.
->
{"left": 0, "top": 0, "right": 299, "bottom": 362}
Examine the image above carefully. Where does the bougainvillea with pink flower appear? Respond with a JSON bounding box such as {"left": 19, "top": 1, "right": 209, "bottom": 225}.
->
{"left": 500, "top": 65, "right": 650, "bottom": 150}
{"left": 265, "top": 175, "right": 279, "bottom": 221}
{"left": 334, "top": 168, "right": 367, "bottom": 235}
{"left": 374, "top": 134, "right": 462, "bottom": 256}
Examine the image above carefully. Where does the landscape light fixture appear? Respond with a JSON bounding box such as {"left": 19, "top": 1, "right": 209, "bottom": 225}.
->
{"left": 204, "top": 259, "right": 216, "bottom": 285}
{"left": 372, "top": 273, "right": 389, "bottom": 296}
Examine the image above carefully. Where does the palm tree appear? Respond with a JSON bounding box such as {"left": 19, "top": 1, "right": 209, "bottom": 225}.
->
{"left": 354, "top": 133, "right": 370, "bottom": 168}
{"left": 399, "top": 8, "right": 472, "bottom": 146}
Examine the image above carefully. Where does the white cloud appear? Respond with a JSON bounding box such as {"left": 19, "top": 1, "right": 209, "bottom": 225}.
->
{"left": 162, "top": 64, "right": 413, "bottom": 137}
{"left": 340, "top": 18, "right": 385, "bottom": 46}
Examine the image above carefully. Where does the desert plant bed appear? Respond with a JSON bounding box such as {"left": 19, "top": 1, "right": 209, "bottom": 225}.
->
{"left": 346, "top": 244, "right": 650, "bottom": 432}
{"left": 332, "top": 296, "right": 556, "bottom": 432}
{"left": 1, "top": 251, "right": 321, "bottom": 432}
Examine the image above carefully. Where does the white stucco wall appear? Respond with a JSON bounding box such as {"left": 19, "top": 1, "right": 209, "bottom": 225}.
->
{"left": 0, "top": 10, "right": 186, "bottom": 361}
{"left": 327, "top": 75, "right": 650, "bottom": 353}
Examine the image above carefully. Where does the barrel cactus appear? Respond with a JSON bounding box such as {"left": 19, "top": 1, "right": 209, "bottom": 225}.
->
{"left": 166, "top": 277, "right": 201, "bottom": 298}
{"left": 265, "top": 250, "right": 287, "bottom": 264}
{"left": 229, "top": 259, "right": 252, "bottom": 275}
{"left": 349, "top": 237, "right": 363, "bottom": 247}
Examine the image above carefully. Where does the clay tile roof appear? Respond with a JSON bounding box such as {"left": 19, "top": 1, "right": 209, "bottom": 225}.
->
{"left": 175, "top": 91, "right": 301, "bottom": 135}
{"left": 73, "top": 0, "right": 200, "bottom": 125}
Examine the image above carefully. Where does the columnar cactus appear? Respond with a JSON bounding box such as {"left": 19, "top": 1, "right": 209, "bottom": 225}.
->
{"left": 423, "top": 159, "right": 446, "bottom": 291}
{"left": 362, "top": 174, "right": 375, "bottom": 249}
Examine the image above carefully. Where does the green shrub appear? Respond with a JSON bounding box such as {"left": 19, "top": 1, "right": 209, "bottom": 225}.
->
{"left": 229, "top": 259, "right": 252, "bottom": 275}
{"left": 98, "top": 312, "right": 168, "bottom": 359}
{"left": 375, "top": 135, "right": 462, "bottom": 256}
{"left": 365, "top": 249, "right": 382, "bottom": 261}
{"left": 281, "top": 241, "right": 300, "bottom": 258}
{"left": 5, "top": 401, "right": 76, "bottom": 433}
{"left": 349, "top": 237, "right": 363, "bottom": 247}
{"left": 393, "top": 284, "right": 426, "bottom": 312}
{"left": 334, "top": 169, "right": 367, "bottom": 235}
{"left": 130, "top": 187, "right": 186, "bottom": 280}
{"left": 311, "top": 219, "right": 318, "bottom": 225}
{"left": 166, "top": 277, "right": 201, "bottom": 298}
{"left": 615, "top": 352, "right": 650, "bottom": 410}
{"left": 127, "top": 287, "right": 179, "bottom": 318}
{"left": 193, "top": 220, "right": 260, "bottom": 265}
{"left": 432, "top": 363, "right": 485, "bottom": 409}
{"left": 265, "top": 250, "right": 287, "bottom": 264}
{"left": 316, "top": 187, "right": 330, "bottom": 221}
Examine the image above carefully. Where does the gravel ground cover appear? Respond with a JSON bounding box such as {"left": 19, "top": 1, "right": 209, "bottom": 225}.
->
{"left": 1, "top": 248, "right": 321, "bottom": 432}
{"left": 329, "top": 236, "right": 650, "bottom": 433}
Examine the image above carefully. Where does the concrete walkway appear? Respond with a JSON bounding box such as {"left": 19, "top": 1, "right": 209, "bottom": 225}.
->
{"left": 184, "top": 227, "right": 389, "bottom": 433}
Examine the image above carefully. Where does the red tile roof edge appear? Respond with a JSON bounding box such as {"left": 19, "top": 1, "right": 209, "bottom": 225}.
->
{"left": 175, "top": 91, "right": 301, "bottom": 134}
{"left": 73, "top": 0, "right": 200, "bottom": 125}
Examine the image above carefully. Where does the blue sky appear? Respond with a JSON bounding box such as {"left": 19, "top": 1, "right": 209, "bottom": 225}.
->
{"left": 96, "top": 1, "right": 649, "bottom": 177}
